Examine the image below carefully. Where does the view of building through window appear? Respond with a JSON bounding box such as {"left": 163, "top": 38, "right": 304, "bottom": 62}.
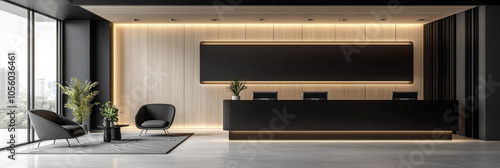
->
{"left": 34, "top": 13, "right": 57, "bottom": 112}
{"left": 1, "top": 1, "right": 59, "bottom": 148}
{"left": 0, "top": 1, "right": 29, "bottom": 148}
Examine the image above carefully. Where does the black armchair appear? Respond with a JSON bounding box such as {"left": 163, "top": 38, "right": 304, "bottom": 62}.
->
{"left": 28, "top": 110, "right": 85, "bottom": 147}
{"left": 135, "top": 104, "right": 176, "bottom": 136}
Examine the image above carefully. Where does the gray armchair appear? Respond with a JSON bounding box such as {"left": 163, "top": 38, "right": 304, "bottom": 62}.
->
{"left": 28, "top": 110, "right": 85, "bottom": 147}
{"left": 135, "top": 104, "right": 175, "bottom": 136}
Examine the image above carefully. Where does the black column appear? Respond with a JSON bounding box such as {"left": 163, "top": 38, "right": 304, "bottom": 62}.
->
{"left": 90, "top": 21, "right": 111, "bottom": 130}
{"left": 63, "top": 20, "right": 111, "bottom": 130}
{"left": 464, "top": 8, "right": 480, "bottom": 139}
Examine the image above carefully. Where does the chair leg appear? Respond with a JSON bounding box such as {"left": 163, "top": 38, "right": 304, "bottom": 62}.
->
{"left": 53, "top": 139, "right": 56, "bottom": 145}
{"left": 38, "top": 140, "right": 42, "bottom": 147}
{"left": 75, "top": 137, "right": 80, "bottom": 144}
{"left": 139, "top": 129, "right": 145, "bottom": 136}
{"left": 145, "top": 129, "right": 148, "bottom": 135}
{"left": 163, "top": 129, "right": 168, "bottom": 136}
{"left": 66, "top": 139, "right": 71, "bottom": 147}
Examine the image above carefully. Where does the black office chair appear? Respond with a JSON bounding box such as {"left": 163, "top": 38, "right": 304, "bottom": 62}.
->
{"left": 135, "top": 104, "right": 176, "bottom": 136}
{"left": 28, "top": 110, "right": 85, "bottom": 147}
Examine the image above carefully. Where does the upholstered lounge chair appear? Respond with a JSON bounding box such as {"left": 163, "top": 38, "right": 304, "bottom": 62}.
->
{"left": 135, "top": 104, "right": 176, "bottom": 136}
{"left": 28, "top": 110, "right": 85, "bottom": 147}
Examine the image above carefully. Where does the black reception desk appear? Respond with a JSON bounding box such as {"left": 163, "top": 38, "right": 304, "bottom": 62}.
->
{"left": 223, "top": 100, "right": 458, "bottom": 140}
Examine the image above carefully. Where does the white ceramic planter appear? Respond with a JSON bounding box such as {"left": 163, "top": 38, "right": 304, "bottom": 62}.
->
{"left": 232, "top": 96, "right": 240, "bottom": 100}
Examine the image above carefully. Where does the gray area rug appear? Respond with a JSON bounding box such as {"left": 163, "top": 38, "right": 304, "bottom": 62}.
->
{"left": 17, "top": 133, "right": 193, "bottom": 154}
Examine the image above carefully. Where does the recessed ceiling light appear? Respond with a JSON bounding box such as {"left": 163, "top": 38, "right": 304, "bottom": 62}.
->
{"left": 132, "top": 18, "right": 139, "bottom": 21}
{"left": 211, "top": 18, "right": 219, "bottom": 22}
{"left": 305, "top": 18, "right": 314, "bottom": 21}
{"left": 169, "top": 18, "right": 177, "bottom": 21}
{"left": 417, "top": 19, "right": 425, "bottom": 21}
{"left": 379, "top": 18, "right": 387, "bottom": 21}
{"left": 340, "top": 18, "right": 347, "bottom": 21}
{"left": 257, "top": 18, "right": 264, "bottom": 21}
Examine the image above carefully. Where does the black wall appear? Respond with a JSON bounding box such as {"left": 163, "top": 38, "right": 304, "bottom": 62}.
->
{"left": 482, "top": 5, "right": 500, "bottom": 140}
{"left": 427, "top": 6, "right": 500, "bottom": 140}
{"left": 90, "top": 21, "right": 111, "bottom": 130}
{"left": 63, "top": 20, "right": 111, "bottom": 130}
{"left": 424, "top": 15, "right": 456, "bottom": 100}
{"left": 63, "top": 20, "right": 91, "bottom": 120}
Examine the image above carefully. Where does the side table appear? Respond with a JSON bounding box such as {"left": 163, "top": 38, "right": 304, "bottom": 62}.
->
{"left": 111, "top": 124, "right": 129, "bottom": 140}
{"left": 98, "top": 124, "right": 129, "bottom": 141}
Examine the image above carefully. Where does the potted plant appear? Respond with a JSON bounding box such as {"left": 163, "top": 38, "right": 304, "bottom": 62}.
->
{"left": 226, "top": 78, "right": 248, "bottom": 100}
{"left": 58, "top": 77, "right": 99, "bottom": 133}
{"left": 99, "top": 101, "right": 119, "bottom": 142}
{"left": 99, "top": 101, "right": 119, "bottom": 128}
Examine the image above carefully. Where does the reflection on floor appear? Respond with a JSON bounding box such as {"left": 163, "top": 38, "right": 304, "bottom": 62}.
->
{"left": 0, "top": 129, "right": 30, "bottom": 149}
{"left": 1, "top": 128, "right": 500, "bottom": 168}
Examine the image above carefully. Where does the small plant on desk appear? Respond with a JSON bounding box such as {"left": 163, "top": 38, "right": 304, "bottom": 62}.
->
{"left": 226, "top": 78, "right": 248, "bottom": 100}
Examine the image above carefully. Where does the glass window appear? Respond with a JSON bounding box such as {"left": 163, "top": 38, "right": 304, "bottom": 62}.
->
{"left": 0, "top": 1, "right": 29, "bottom": 147}
{"left": 34, "top": 13, "right": 57, "bottom": 112}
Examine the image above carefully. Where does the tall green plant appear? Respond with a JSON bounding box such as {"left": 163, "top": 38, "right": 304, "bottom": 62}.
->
{"left": 226, "top": 78, "right": 248, "bottom": 96}
{"left": 58, "top": 77, "right": 99, "bottom": 125}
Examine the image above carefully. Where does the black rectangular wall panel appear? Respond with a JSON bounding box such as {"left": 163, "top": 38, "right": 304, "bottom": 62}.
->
{"left": 352, "top": 45, "right": 413, "bottom": 81}
{"left": 283, "top": 45, "right": 352, "bottom": 81}
{"left": 200, "top": 45, "right": 283, "bottom": 81}
{"left": 200, "top": 43, "right": 413, "bottom": 83}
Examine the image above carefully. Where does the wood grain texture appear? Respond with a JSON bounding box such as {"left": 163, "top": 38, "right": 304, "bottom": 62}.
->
{"left": 147, "top": 25, "right": 185, "bottom": 128}
{"left": 245, "top": 25, "right": 274, "bottom": 41}
{"left": 366, "top": 24, "right": 396, "bottom": 41}
{"left": 336, "top": 24, "right": 366, "bottom": 41}
{"left": 273, "top": 24, "right": 303, "bottom": 41}
{"left": 114, "top": 25, "right": 148, "bottom": 126}
{"left": 114, "top": 23, "right": 425, "bottom": 128}
{"left": 184, "top": 24, "right": 220, "bottom": 128}
{"left": 365, "top": 84, "right": 396, "bottom": 100}
{"left": 395, "top": 24, "right": 424, "bottom": 100}
{"left": 303, "top": 24, "right": 336, "bottom": 41}
{"left": 216, "top": 24, "right": 247, "bottom": 127}
{"left": 244, "top": 84, "right": 303, "bottom": 100}
{"left": 218, "top": 24, "right": 246, "bottom": 41}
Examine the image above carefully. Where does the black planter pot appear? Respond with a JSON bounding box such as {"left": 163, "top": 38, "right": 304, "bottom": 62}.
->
{"left": 104, "top": 128, "right": 112, "bottom": 142}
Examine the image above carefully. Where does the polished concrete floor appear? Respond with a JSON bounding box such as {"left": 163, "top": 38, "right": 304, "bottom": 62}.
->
{"left": 1, "top": 129, "right": 500, "bottom": 168}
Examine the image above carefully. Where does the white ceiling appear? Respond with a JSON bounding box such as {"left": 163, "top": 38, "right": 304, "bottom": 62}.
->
{"left": 81, "top": 5, "right": 476, "bottom": 24}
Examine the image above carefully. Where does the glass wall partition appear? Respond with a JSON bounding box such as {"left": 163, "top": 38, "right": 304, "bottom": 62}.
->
{"left": 0, "top": 1, "right": 61, "bottom": 148}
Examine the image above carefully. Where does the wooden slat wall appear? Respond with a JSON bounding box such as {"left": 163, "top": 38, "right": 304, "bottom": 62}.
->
{"left": 146, "top": 25, "right": 185, "bottom": 128}
{"left": 113, "top": 24, "right": 424, "bottom": 128}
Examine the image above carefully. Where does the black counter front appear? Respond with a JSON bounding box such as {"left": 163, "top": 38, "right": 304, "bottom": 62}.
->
{"left": 223, "top": 100, "right": 458, "bottom": 140}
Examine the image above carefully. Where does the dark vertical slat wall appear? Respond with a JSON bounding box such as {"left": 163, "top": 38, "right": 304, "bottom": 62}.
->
{"left": 424, "top": 15, "right": 456, "bottom": 101}
{"left": 464, "top": 8, "right": 479, "bottom": 139}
